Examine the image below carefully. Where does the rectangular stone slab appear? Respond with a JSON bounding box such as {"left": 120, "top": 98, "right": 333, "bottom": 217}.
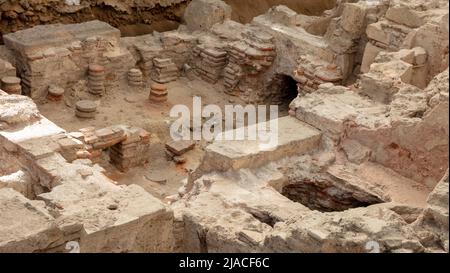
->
{"left": 203, "top": 116, "right": 322, "bottom": 172}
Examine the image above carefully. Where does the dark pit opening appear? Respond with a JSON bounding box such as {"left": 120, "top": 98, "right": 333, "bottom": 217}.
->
{"left": 0, "top": 3, "right": 186, "bottom": 44}
{"left": 281, "top": 180, "right": 385, "bottom": 212}
{"left": 266, "top": 74, "right": 299, "bottom": 116}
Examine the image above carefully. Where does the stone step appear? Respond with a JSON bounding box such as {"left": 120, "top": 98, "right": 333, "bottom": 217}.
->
{"left": 201, "top": 116, "right": 322, "bottom": 173}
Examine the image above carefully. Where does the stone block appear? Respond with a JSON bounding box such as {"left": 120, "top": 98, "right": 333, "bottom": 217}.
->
{"left": 366, "top": 22, "right": 389, "bottom": 45}
{"left": 184, "top": 0, "right": 232, "bottom": 31}
{"left": 385, "top": 6, "right": 424, "bottom": 28}
{"left": 341, "top": 3, "right": 367, "bottom": 35}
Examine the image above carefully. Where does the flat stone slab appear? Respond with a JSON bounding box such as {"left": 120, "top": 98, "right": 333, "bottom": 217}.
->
{"left": 203, "top": 116, "right": 322, "bottom": 172}
{"left": 166, "top": 140, "right": 195, "bottom": 156}
{"left": 3, "top": 20, "right": 120, "bottom": 54}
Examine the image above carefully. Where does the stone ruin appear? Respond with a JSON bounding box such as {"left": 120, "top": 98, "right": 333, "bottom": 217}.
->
{"left": 0, "top": 0, "right": 448, "bottom": 253}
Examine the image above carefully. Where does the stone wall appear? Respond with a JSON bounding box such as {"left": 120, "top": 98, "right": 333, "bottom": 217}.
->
{"left": 0, "top": 91, "right": 174, "bottom": 253}
{"left": 3, "top": 20, "right": 134, "bottom": 101}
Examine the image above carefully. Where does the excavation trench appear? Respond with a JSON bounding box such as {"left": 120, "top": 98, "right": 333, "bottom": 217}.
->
{"left": 225, "top": 0, "right": 337, "bottom": 23}
{"left": 0, "top": 0, "right": 337, "bottom": 43}
{"left": 0, "top": 2, "right": 188, "bottom": 43}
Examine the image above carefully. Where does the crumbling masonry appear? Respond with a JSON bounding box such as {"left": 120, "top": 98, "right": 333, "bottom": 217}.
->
{"left": 0, "top": 0, "right": 448, "bottom": 253}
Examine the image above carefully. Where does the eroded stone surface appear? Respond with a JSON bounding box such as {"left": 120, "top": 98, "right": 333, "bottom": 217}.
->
{"left": 0, "top": 0, "right": 448, "bottom": 253}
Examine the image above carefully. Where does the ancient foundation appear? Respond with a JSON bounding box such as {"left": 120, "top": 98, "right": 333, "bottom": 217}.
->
{"left": 0, "top": 0, "right": 448, "bottom": 254}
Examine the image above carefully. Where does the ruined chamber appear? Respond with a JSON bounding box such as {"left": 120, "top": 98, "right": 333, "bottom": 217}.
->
{"left": 0, "top": 0, "right": 448, "bottom": 253}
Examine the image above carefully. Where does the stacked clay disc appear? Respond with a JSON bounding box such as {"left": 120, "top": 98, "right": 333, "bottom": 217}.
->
{"left": 47, "top": 85, "right": 65, "bottom": 101}
{"left": 149, "top": 83, "right": 168, "bottom": 103}
{"left": 128, "top": 68, "right": 144, "bottom": 87}
{"left": 1, "top": 76, "right": 22, "bottom": 95}
{"left": 75, "top": 100, "right": 97, "bottom": 119}
{"left": 88, "top": 64, "right": 105, "bottom": 95}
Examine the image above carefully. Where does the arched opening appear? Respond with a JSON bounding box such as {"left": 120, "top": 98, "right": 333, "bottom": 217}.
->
{"left": 265, "top": 74, "right": 299, "bottom": 116}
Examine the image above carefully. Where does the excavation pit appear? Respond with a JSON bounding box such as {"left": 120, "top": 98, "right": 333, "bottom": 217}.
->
{"left": 0, "top": 0, "right": 448, "bottom": 254}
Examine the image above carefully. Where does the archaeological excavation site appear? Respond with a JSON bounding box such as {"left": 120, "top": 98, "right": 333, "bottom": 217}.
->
{"left": 0, "top": 0, "right": 448, "bottom": 254}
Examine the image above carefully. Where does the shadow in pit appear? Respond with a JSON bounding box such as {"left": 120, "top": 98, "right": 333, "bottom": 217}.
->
{"left": 265, "top": 74, "right": 299, "bottom": 116}
{"left": 281, "top": 179, "right": 385, "bottom": 213}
